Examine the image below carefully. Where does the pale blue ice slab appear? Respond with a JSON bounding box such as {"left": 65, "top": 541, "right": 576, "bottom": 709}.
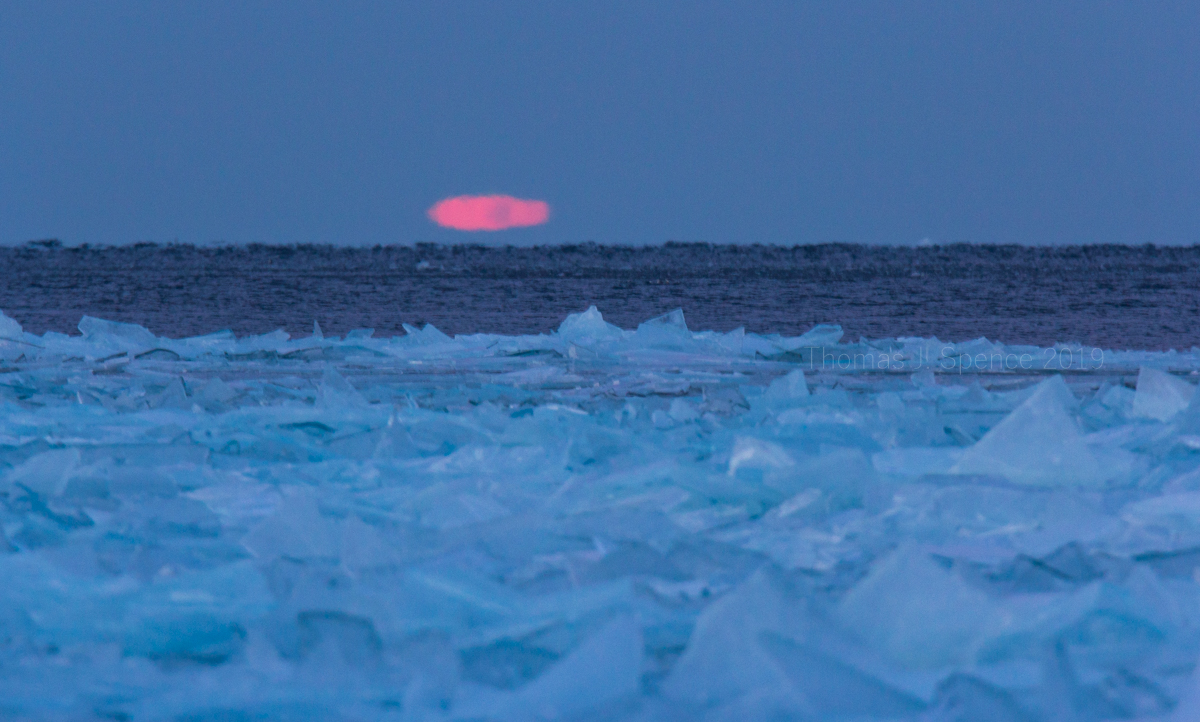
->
{"left": 2, "top": 306, "right": 1200, "bottom": 720}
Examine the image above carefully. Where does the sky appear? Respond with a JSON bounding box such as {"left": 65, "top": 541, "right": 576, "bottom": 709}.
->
{"left": 1, "top": 1, "right": 1197, "bottom": 247}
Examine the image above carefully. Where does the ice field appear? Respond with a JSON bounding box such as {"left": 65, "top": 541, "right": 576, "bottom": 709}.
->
{"left": 4, "top": 305, "right": 1200, "bottom": 720}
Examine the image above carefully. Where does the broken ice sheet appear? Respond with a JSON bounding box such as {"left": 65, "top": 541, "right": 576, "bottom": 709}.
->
{"left": 2, "top": 305, "right": 1200, "bottom": 720}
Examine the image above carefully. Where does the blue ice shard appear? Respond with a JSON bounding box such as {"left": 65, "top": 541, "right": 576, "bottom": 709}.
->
{"left": 951, "top": 375, "right": 1104, "bottom": 485}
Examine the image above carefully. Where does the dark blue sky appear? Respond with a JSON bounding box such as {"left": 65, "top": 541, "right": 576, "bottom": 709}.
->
{"left": 2, "top": 1, "right": 1197, "bottom": 246}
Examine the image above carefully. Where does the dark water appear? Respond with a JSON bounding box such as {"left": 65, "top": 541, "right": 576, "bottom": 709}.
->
{"left": 2, "top": 242, "right": 1198, "bottom": 351}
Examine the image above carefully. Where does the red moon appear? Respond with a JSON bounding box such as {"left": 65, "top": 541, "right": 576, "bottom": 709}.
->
{"left": 427, "top": 195, "right": 550, "bottom": 231}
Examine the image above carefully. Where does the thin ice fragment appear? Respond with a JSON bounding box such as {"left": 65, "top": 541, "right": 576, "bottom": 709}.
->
{"left": 1132, "top": 366, "right": 1195, "bottom": 421}
{"left": 951, "top": 375, "right": 1103, "bottom": 485}
{"left": 837, "top": 544, "right": 1000, "bottom": 669}
{"left": 0, "top": 309, "right": 21, "bottom": 338}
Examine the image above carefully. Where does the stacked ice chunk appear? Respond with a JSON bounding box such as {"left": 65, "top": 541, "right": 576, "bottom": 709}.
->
{"left": 2, "top": 306, "right": 1200, "bottom": 720}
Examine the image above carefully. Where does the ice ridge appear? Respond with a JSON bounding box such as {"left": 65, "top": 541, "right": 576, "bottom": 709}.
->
{"left": 1, "top": 305, "right": 1200, "bottom": 720}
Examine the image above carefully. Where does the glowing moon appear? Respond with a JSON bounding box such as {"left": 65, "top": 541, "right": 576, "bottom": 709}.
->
{"left": 427, "top": 195, "right": 550, "bottom": 231}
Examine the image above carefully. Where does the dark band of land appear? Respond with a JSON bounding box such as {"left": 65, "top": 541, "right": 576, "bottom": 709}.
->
{"left": 2, "top": 242, "right": 1198, "bottom": 351}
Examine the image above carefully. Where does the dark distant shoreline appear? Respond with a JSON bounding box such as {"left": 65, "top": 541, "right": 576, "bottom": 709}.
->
{"left": 3, "top": 242, "right": 1198, "bottom": 350}
{"left": 10, "top": 238, "right": 1200, "bottom": 262}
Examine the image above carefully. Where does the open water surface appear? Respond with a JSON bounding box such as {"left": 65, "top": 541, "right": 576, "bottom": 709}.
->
{"left": 2, "top": 242, "right": 1198, "bottom": 350}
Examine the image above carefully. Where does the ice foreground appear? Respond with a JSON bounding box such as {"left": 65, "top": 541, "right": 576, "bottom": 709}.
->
{"left": 4, "top": 307, "right": 1200, "bottom": 721}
